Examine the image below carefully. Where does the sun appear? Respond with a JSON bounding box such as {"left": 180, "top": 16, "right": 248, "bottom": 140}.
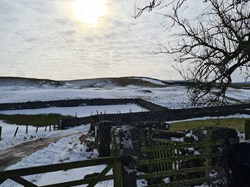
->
{"left": 71, "top": 0, "right": 107, "bottom": 25}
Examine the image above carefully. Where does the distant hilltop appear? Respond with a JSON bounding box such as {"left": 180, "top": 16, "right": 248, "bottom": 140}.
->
{"left": 0, "top": 76, "right": 249, "bottom": 89}
{"left": 0, "top": 76, "right": 180, "bottom": 88}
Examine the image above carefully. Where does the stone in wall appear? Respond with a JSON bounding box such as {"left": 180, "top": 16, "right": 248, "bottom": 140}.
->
{"left": 94, "top": 120, "right": 116, "bottom": 157}
{"left": 227, "top": 142, "right": 250, "bottom": 187}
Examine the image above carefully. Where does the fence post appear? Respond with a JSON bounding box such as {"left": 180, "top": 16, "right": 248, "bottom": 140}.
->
{"left": 58, "top": 119, "right": 62, "bottom": 130}
{"left": 36, "top": 126, "right": 39, "bottom": 133}
{"left": 26, "top": 125, "right": 28, "bottom": 134}
{"left": 205, "top": 128, "right": 212, "bottom": 184}
{"left": 148, "top": 126, "right": 154, "bottom": 173}
{"left": 14, "top": 127, "right": 19, "bottom": 137}
{"left": 112, "top": 148, "right": 123, "bottom": 187}
{"left": 0, "top": 126, "right": 2, "bottom": 140}
{"left": 245, "top": 120, "right": 250, "bottom": 140}
{"left": 111, "top": 126, "right": 137, "bottom": 187}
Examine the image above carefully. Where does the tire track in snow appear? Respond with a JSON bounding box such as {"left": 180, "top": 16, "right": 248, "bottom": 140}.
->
{"left": 0, "top": 132, "right": 80, "bottom": 171}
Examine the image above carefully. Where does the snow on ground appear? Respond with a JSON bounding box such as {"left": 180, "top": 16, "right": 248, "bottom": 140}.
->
{"left": 0, "top": 120, "right": 38, "bottom": 150}
{"left": 0, "top": 79, "right": 250, "bottom": 186}
{"left": 1, "top": 128, "right": 102, "bottom": 187}
{"left": 1, "top": 82, "right": 249, "bottom": 109}
{"left": 0, "top": 104, "right": 147, "bottom": 117}
{"left": 65, "top": 79, "right": 115, "bottom": 88}
{"left": 0, "top": 104, "right": 145, "bottom": 151}
{"left": 226, "top": 87, "right": 250, "bottom": 102}
{"left": 134, "top": 77, "right": 166, "bottom": 86}
{"left": 0, "top": 85, "right": 190, "bottom": 109}
{"left": 0, "top": 121, "right": 90, "bottom": 151}
{"left": 0, "top": 123, "right": 146, "bottom": 187}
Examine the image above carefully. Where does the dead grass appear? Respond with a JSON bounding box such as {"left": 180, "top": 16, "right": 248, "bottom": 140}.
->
{"left": 0, "top": 114, "right": 71, "bottom": 127}
{"left": 169, "top": 118, "right": 249, "bottom": 132}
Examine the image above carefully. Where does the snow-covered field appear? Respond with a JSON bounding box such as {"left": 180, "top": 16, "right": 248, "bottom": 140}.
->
{"left": 0, "top": 85, "right": 190, "bottom": 109}
{"left": 1, "top": 77, "right": 249, "bottom": 109}
{"left": 0, "top": 104, "right": 147, "bottom": 117}
{"left": 0, "top": 77, "right": 250, "bottom": 187}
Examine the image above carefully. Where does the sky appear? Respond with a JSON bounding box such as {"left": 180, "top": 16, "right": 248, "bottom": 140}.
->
{"left": 0, "top": 0, "right": 246, "bottom": 81}
{"left": 0, "top": 0, "right": 180, "bottom": 80}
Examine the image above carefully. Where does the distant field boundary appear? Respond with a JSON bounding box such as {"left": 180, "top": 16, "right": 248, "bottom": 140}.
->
{"left": 1, "top": 99, "right": 250, "bottom": 130}
{"left": 0, "top": 98, "right": 166, "bottom": 111}
{"left": 61, "top": 103, "right": 250, "bottom": 129}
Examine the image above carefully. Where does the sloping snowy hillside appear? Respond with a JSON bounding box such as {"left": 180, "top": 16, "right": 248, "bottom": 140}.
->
{"left": 0, "top": 77, "right": 250, "bottom": 108}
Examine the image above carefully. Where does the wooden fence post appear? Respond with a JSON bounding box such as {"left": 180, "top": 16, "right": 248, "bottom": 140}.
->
{"left": 14, "top": 127, "right": 19, "bottom": 137}
{"left": 26, "top": 125, "right": 28, "bottom": 134}
{"left": 245, "top": 120, "right": 250, "bottom": 140}
{"left": 205, "top": 128, "right": 212, "bottom": 184}
{"left": 148, "top": 126, "right": 154, "bottom": 174}
{"left": 0, "top": 126, "right": 2, "bottom": 140}
{"left": 112, "top": 148, "right": 123, "bottom": 187}
{"left": 111, "top": 126, "right": 137, "bottom": 187}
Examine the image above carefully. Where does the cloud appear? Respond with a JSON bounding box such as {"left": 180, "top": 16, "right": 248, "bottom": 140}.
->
{"left": 25, "top": 38, "right": 38, "bottom": 42}
{"left": 0, "top": 0, "right": 183, "bottom": 81}
{"left": 54, "top": 18, "right": 70, "bottom": 25}
{"left": 62, "top": 30, "right": 76, "bottom": 36}
{"left": 84, "top": 37, "right": 94, "bottom": 43}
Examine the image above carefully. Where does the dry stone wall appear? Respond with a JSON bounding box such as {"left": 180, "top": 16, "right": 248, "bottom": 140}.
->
{"left": 61, "top": 103, "right": 250, "bottom": 129}
{"left": 0, "top": 98, "right": 166, "bottom": 111}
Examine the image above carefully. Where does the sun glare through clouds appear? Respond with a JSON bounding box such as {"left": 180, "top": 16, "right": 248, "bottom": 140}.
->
{"left": 71, "top": 0, "right": 107, "bottom": 26}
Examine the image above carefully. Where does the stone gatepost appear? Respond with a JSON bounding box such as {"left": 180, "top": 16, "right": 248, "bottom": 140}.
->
{"left": 111, "top": 125, "right": 137, "bottom": 187}
{"left": 94, "top": 121, "right": 117, "bottom": 157}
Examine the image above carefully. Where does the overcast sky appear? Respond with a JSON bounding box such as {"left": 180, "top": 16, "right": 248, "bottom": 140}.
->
{"left": 0, "top": 0, "right": 184, "bottom": 80}
{"left": 0, "top": 0, "right": 246, "bottom": 81}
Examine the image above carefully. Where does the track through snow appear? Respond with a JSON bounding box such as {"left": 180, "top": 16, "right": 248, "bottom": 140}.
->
{"left": 0, "top": 132, "right": 80, "bottom": 171}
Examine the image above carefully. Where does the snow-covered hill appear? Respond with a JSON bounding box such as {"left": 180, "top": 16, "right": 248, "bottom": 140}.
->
{"left": 0, "top": 77, "right": 64, "bottom": 87}
{"left": 0, "top": 76, "right": 250, "bottom": 108}
{"left": 0, "top": 76, "right": 168, "bottom": 88}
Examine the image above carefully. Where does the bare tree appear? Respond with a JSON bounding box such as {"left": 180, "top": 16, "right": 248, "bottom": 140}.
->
{"left": 135, "top": 0, "right": 250, "bottom": 106}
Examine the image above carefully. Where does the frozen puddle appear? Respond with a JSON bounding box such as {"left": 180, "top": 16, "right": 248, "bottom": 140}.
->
{"left": 0, "top": 104, "right": 147, "bottom": 117}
